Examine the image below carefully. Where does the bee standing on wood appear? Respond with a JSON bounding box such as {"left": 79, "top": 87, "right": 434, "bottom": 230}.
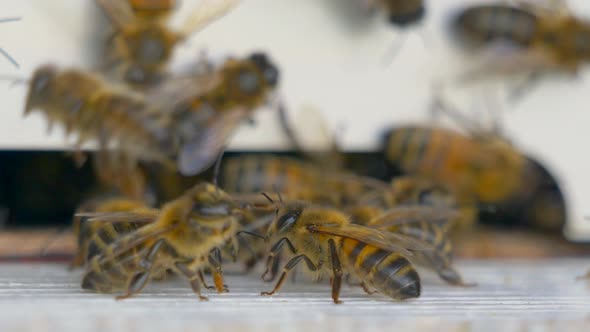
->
{"left": 78, "top": 182, "right": 245, "bottom": 300}
{"left": 260, "top": 199, "right": 430, "bottom": 304}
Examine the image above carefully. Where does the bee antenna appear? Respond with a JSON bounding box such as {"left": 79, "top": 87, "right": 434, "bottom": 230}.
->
{"left": 0, "top": 74, "right": 28, "bottom": 85}
{"left": 261, "top": 192, "right": 274, "bottom": 204}
{"left": 211, "top": 148, "right": 225, "bottom": 187}
{"left": 0, "top": 17, "right": 21, "bottom": 23}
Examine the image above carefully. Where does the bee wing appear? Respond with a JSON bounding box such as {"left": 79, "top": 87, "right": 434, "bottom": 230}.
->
{"left": 368, "top": 206, "right": 459, "bottom": 231}
{"left": 76, "top": 210, "right": 160, "bottom": 224}
{"left": 96, "top": 0, "right": 137, "bottom": 29}
{"left": 97, "top": 224, "right": 177, "bottom": 264}
{"left": 310, "top": 223, "right": 434, "bottom": 257}
{"left": 178, "top": 108, "right": 249, "bottom": 176}
{"left": 178, "top": 0, "right": 241, "bottom": 37}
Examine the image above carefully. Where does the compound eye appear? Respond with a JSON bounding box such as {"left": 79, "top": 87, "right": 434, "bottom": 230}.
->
{"left": 276, "top": 210, "right": 301, "bottom": 232}
{"left": 193, "top": 203, "right": 230, "bottom": 217}
{"left": 263, "top": 66, "right": 279, "bottom": 87}
{"left": 138, "top": 38, "right": 166, "bottom": 64}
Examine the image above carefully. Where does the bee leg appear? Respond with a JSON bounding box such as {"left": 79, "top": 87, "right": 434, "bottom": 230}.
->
{"left": 360, "top": 282, "right": 378, "bottom": 295}
{"left": 262, "top": 237, "right": 297, "bottom": 281}
{"left": 208, "top": 247, "right": 228, "bottom": 293}
{"left": 328, "top": 239, "right": 343, "bottom": 304}
{"left": 261, "top": 254, "right": 318, "bottom": 297}
{"left": 438, "top": 267, "right": 477, "bottom": 287}
{"left": 175, "top": 262, "right": 209, "bottom": 301}
{"left": 116, "top": 239, "right": 166, "bottom": 300}
{"left": 197, "top": 271, "right": 215, "bottom": 290}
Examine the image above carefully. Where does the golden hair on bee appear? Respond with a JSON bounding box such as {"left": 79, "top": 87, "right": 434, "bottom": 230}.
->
{"left": 96, "top": 0, "right": 241, "bottom": 86}
{"left": 78, "top": 182, "right": 245, "bottom": 300}
{"left": 261, "top": 202, "right": 429, "bottom": 303}
{"left": 450, "top": 0, "right": 590, "bottom": 95}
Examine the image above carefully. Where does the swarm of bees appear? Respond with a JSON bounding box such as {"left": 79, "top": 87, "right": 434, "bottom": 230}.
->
{"left": 10, "top": 0, "right": 578, "bottom": 303}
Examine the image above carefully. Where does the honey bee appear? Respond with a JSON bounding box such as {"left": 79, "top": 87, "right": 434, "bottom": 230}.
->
{"left": 221, "top": 154, "right": 390, "bottom": 206}
{"left": 71, "top": 197, "right": 152, "bottom": 268}
{"left": 377, "top": 0, "right": 425, "bottom": 28}
{"left": 451, "top": 0, "right": 590, "bottom": 93}
{"left": 97, "top": 0, "right": 240, "bottom": 86}
{"left": 79, "top": 182, "right": 244, "bottom": 300}
{"left": 260, "top": 200, "right": 430, "bottom": 304}
{"left": 383, "top": 124, "right": 533, "bottom": 208}
{"left": 23, "top": 51, "right": 280, "bottom": 195}
{"left": 348, "top": 205, "right": 473, "bottom": 286}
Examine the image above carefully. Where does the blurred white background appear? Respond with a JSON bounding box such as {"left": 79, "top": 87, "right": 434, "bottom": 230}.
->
{"left": 0, "top": 0, "right": 590, "bottom": 239}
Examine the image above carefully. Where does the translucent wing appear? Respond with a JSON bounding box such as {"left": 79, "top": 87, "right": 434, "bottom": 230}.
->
{"left": 97, "top": 224, "right": 176, "bottom": 264}
{"left": 178, "top": 108, "right": 249, "bottom": 176}
{"left": 96, "top": 0, "right": 137, "bottom": 29}
{"left": 368, "top": 206, "right": 459, "bottom": 231}
{"left": 76, "top": 209, "right": 160, "bottom": 224}
{"left": 179, "top": 0, "right": 241, "bottom": 37}
{"left": 310, "top": 223, "right": 434, "bottom": 257}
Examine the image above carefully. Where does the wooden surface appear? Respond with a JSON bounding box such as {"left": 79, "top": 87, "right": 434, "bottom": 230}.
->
{"left": 1, "top": 228, "right": 590, "bottom": 261}
{"left": 1, "top": 261, "right": 590, "bottom": 331}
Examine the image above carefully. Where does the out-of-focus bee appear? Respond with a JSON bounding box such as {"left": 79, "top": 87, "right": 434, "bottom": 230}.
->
{"left": 376, "top": 0, "right": 425, "bottom": 28}
{"left": 384, "top": 125, "right": 532, "bottom": 208}
{"left": 260, "top": 200, "right": 429, "bottom": 304}
{"left": 71, "top": 197, "right": 152, "bottom": 268}
{"left": 450, "top": 1, "right": 590, "bottom": 91}
{"left": 79, "top": 182, "right": 244, "bottom": 300}
{"left": 221, "top": 155, "right": 390, "bottom": 207}
{"left": 97, "top": 0, "right": 240, "bottom": 86}
{"left": 22, "top": 51, "right": 280, "bottom": 195}
{"left": 0, "top": 17, "right": 20, "bottom": 68}
{"left": 382, "top": 95, "right": 566, "bottom": 231}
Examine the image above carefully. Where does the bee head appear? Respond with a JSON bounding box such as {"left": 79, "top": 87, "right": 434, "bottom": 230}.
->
{"left": 387, "top": 5, "right": 425, "bottom": 27}
{"left": 187, "top": 182, "right": 238, "bottom": 219}
{"left": 267, "top": 202, "right": 304, "bottom": 238}
{"left": 25, "top": 65, "right": 57, "bottom": 114}
{"left": 249, "top": 52, "right": 279, "bottom": 88}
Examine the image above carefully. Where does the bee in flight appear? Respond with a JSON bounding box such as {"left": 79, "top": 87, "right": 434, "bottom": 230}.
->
{"left": 21, "top": 51, "right": 280, "bottom": 197}
{"left": 96, "top": 0, "right": 241, "bottom": 86}
{"left": 0, "top": 16, "right": 21, "bottom": 68}
{"left": 450, "top": 0, "right": 590, "bottom": 97}
{"left": 260, "top": 198, "right": 431, "bottom": 304}
{"left": 78, "top": 182, "right": 246, "bottom": 300}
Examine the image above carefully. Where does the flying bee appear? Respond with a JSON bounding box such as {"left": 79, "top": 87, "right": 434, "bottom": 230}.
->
{"left": 260, "top": 200, "right": 431, "bottom": 304}
{"left": 0, "top": 17, "right": 20, "bottom": 68}
{"left": 377, "top": 0, "right": 425, "bottom": 28}
{"left": 78, "top": 182, "right": 245, "bottom": 300}
{"left": 450, "top": 0, "right": 590, "bottom": 95}
{"left": 71, "top": 197, "right": 153, "bottom": 268}
{"left": 97, "top": 0, "right": 241, "bottom": 86}
{"left": 21, "top": 51, "right": 280, "bottom": 195}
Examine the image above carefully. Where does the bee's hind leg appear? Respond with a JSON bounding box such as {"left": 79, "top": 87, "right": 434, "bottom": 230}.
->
{"left": 116, "top": 239, "right": 166, "bottom": 300}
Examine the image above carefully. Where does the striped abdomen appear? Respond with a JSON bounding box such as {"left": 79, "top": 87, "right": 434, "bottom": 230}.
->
{"left": 452, "top": 5, "right": 538, "bottom": 48}
{"left": 221, "top": 155, "right": 315, "bottom": 193}
{"left": 79, "top": 220, "right": 147, "bottom": 265}
{"left": 340, "top": 238, "right": 420, "bottom": 300}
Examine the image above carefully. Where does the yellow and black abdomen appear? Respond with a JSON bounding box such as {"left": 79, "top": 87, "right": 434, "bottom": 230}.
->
{"left": 340, "top": 238, "right": 420, "bottom": 300}
{"left": 451, "top": 5, "right": 539, "bottom": 49}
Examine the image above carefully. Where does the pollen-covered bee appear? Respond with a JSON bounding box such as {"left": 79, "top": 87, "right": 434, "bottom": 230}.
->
{"left": 78, "top": 182, "right": 245, "bottom": 300}
{"left": 450, "top": 1, "right": 590, "bottom": 92}
{"left": 97, "top": 0, "right": 240, "bottom": 86}
{"left": 260, "top": 200, "right": 430, "bottom": 304}
{"left": 22, "top": 51, "right": 280, "bottom": 196}
{"left": 0, "top": 16, "right": 20, "bottom": 68}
